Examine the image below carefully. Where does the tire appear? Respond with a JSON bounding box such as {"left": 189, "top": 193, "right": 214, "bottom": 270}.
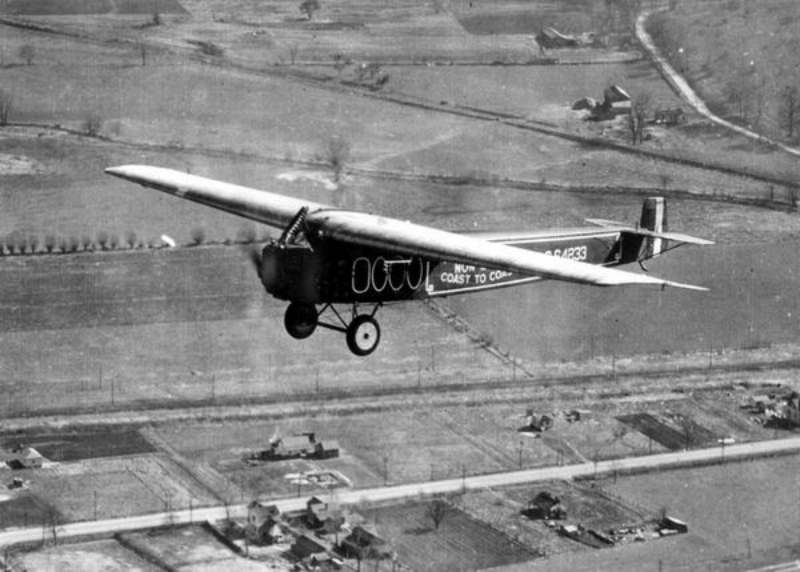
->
{"left": 284, "top": 302, "right": 317, "bottom": 339}
{"left": 346, "top": 315, "right": 381, "bottom": 356}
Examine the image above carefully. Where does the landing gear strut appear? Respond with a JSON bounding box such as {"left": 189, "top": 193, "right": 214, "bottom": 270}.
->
{"left": 282, "top": 302, "right": 382, "bottom": 356}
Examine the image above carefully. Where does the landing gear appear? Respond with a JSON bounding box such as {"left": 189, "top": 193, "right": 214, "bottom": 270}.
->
{"left": 283, "top": 302, "right": 382, "bottom": 356}
{"left": 284, "top": 302, "right": 318, "bottom": 339}
{"left": 346, "top": 315, "right": 381, "bottom": 357}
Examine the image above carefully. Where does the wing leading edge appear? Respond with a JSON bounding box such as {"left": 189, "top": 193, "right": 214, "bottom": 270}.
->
{"left": 105, "top": 165, "right": 707, "bottom": 291}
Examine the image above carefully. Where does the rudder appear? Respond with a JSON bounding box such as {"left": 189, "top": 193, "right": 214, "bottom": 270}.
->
{"left": 640, "top": 197, "right": 667, "bottom": 257}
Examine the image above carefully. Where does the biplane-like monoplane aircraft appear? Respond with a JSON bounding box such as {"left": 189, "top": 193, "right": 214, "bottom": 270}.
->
{"left": 106, "top": 166, "right": 712, "bottom": 356}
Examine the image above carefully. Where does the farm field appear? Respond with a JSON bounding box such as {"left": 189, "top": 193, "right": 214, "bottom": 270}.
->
{"left": 1, "top": 428, "right": 155, "bottom": 461}
{"left": 23, "top": 454, "right": 221, "bottom": 521}
{"left": 119, "top": 525, "right": 255, "bottom": 570}
{"left": 11, "top": 538, "right": 162, "bottom": 572}
{"left": 364, "top": 500, "right": 540, "bottom": 571}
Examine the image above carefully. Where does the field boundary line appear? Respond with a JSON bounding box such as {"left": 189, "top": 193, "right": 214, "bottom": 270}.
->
{"left": 139, "top": 427, "right": 228, "bottom": 505}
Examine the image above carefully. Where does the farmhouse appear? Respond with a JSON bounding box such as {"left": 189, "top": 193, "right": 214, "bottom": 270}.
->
{"left": 250, "top": 432, "right": 340, "bottom": 461}
{"left": 246, "top": 501, "right": 282, "bottom": 544}
{"left": 307, "top": 496, "right": 344, "bottom": 532}
{"left": 338, "top": 526, "right": 391, "bottom": 560}
{"left": 3, "top": 445, "right": 44, "bottom": 469}
{"left": 523, "top": 491, "right": 566, "bottom": 520}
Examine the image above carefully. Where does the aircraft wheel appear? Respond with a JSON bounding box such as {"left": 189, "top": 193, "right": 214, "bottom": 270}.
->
{"left": 346, "top": 315, "right": 381, "bottom": 356}
{"left": 284, "top": 302, "right": 318, "bottom": 339}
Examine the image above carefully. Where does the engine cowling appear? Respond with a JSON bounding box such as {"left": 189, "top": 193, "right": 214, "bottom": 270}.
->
{"left": 260, "top": 242, "right": 324, "bottom": 303}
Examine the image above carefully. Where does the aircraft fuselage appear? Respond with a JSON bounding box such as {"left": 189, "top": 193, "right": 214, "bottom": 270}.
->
{"left": 260, "top": 227, "right": 642, "bottom": 304}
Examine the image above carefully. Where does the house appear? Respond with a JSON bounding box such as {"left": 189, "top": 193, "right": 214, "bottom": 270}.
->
{"left": 523, "top": 491, "right": 567, "bottom": 520}
{"left": 338, "top": 526, "right": 390, "bottom": 560}
{"left": 248, "top": 432, "right": 340, "bottom": 462}
{"left": 536, "top": 27, "right": 579, "bottom": 49}
{"left": 653, "top": 108, "right": 686, "bottom": 126}
{"left": 520, "top": 409, "right": 553, "bottom": 433}
{"left": 307, "top": 496, "right": 344, "bottom": 532}
{"left": 5, "top": 445, "right": 44, "bottom": 470}
{"left": 246, "top": 501, "right": 282, "bottom": 544}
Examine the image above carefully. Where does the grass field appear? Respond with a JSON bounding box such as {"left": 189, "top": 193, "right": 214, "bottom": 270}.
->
{"left": 12, "top": 538, "right": 162, "bottom": 572}
{"left": 1, "top": 429, "right": 155, "bottom": 461}
{"left": 604, "top": 454, "right": 800, "bottom": 567}
{"left": 364, "top": 500, "right": 539, "bottom": 571}
{"left": 119, "top": 525, "right": 249, "bottom": 570}
{"left": 0, "top": 0, "right": 187, "bottom": 15}
{"left": 648, "top": 0, "right": 800, "bottom": 143}
{"left": 0, "top": 494, "right": 57, "bottom": 529}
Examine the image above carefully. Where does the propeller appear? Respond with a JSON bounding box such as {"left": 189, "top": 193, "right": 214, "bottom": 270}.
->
{"left": 249, "top": 246, "right": 262, "bottom": 279}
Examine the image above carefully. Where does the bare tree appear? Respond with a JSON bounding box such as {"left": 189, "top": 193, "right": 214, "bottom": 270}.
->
{"left": 327, "top": 135, "right": 351, "bottom": 184}
{"left": 190, "top": 227, "right": 206, "bottom": 245}
{"left": 43, "top": 506, "right": 63, "bottom": 544}
{"left": 779, "top": 85, "right": 800, "bottom": 140}
{"left": 0, "top": 90, "right": 12, "bottom": 126}
{"left": 84, "top": 113, "right": 103, "bottom": 137}
{"left": 332, "top": 53, "right": 348, "bottom": 76}
{"left": 628, "top": 92, "right": 651, "bottom": 145}
{"left": 299, "top": 0, "right": 320, "bottom": 20}
{"left": 19, "top": 44, "right": 35, "bottom": 66}
{"left": 288, "top": 43, "right": 300, "bottom": 65}
{"left": 125, "top": 231, "right": 138, "bottom": 249}
{"left": 425, "top": 498, "right": 449, "bottom": 530}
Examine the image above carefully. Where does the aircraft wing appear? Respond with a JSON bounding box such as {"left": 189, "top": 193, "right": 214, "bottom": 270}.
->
{"left": 105, "top": 165, "right": 332, "bottom": 229}
{"left": 105, "top": 165, "right": 706, "bottom": 291}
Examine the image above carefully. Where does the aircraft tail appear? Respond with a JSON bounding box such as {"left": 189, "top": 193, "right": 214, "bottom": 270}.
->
{"left": 639, "top": 197, "right": 667, "bottom": 258}
{"left": 586, "top": 197, "right": 711, "bottom": 265}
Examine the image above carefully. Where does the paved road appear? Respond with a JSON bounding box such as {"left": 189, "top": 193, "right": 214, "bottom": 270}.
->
{"left": 3, "top": 435, "right": 800, "bottom": 548}
{"left": 636, "top": 9, "right": 800, "bottom": 158}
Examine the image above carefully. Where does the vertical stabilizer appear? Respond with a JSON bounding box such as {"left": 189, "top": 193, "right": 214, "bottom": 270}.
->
{"left": 640, "top": 197, "right": 667, "bottom": 257}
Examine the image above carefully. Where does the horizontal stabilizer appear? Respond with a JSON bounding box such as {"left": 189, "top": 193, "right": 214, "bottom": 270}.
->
{"left": 585, "top": 218, "right": 714, "bottom": 246}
